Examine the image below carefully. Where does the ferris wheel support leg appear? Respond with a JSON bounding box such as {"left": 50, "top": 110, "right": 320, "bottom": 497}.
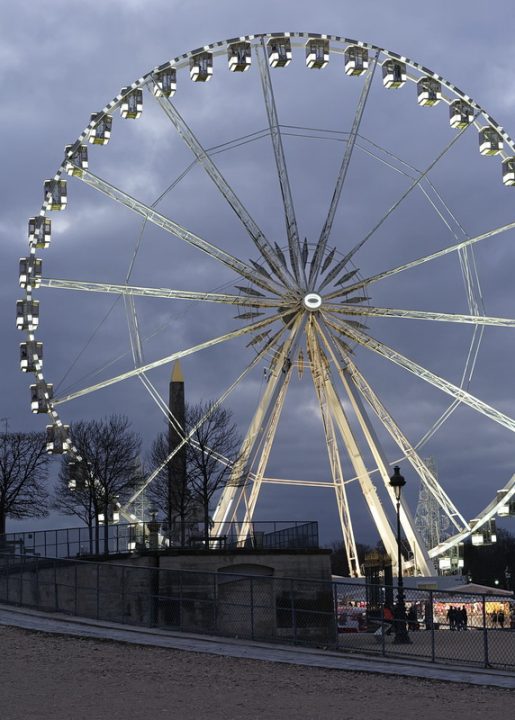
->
{"left": 318, "top": 362, "right": 400, "bottom": 569}
{"left": 231, "top": 363, "right": 294, "bottom": 545}
{"left": 306, "top": 322, "right": 361, "bottom": 577}
{"left": 212, "top": 315, "right": 306, "bottom": 535}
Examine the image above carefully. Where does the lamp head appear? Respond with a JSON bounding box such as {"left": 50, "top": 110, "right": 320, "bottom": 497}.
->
{"left": 389, "top": 465, "right": 406, "bottom": 501}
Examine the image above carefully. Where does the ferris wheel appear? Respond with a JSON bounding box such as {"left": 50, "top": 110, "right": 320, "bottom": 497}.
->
{"left": 18, "top": 33, "right": 515, "bottom": 576}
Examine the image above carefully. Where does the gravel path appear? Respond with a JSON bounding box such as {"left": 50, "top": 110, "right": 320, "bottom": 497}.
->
{"left": 0, "top": 625, "right": 513, "bottom": 720}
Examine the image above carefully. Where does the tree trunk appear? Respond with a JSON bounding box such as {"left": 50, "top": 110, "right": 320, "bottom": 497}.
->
{"left": 203, "top": 496, "right": 210, "bottom": 547}
{"left": 0, "top": 505, "right": 6, "bottom": 536}
{"left": 95, "top": 517, "right": 100, "bottom": 556}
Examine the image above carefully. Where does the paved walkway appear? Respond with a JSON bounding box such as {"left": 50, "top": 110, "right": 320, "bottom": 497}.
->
{"left": 1, "top": 604, "right": 514, "bottom": 689}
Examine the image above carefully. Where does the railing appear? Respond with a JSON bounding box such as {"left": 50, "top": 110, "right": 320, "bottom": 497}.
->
{"left": 0, "top": 551, "right": 513, "bottom": 671}
{"left": 0, "top": 520, "right": 319, "bottom": 559}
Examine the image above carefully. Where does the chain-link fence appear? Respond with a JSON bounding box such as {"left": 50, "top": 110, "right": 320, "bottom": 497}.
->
{"left": 0, "top": 553, "right": 514, "bottom": 670}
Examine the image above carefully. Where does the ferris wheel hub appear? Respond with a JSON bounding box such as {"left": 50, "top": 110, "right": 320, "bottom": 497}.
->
{"left": 303, "top": 292, "right": 322, "bottom": 310}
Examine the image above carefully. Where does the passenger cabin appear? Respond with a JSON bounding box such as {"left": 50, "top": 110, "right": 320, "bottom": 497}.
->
{"left": 120, "top": 87, "right": 143, "bottom": 119}
{"left": 29, "top": 217, "right": 51, "bottom": 249}
{"left": 382, "top": 59, "right": 407, "bottom": 88}
{"left": 20, "top": 341, "right": 43, "bottom": 373}
{"left": 19, "top": 341, "right": 43, "bottom": 373}
{"left": 190, "top": 52, "right": 213, "bottom": 82}
{"left": 502, "top": 157, "right": 515, "bottom": 186}
{"left": 344, "top": 45, "right": 369, "bottom": 76}
{"left": 306, "top": 38, "right": 329, "bottom": 69}
{"left": 471, "top": 518, "right": 497, "bottom": 546}
{"left": 479, "top": 127, "right": 503, "bottom": 156}
{"left": 16, "top": 300, "right": 39, "bottom": 331}
{"left": 44, "top": 180, "right": 67, "bottom": 211}
{"left": 449, "top": 100, "right": 473, "bottom": 129}
{"left": 497, "top": 490, "right": 515, "bottom": 515}
{"left": 46, "top": 424, "right": 70, "bottom": 455}
{"left": 89, "top": 113, "right": 112, "bottom": 145}
{"left": 19, "top": 257, "right": 42, "bottom": 290}
{"left": 30, "top": 383, "right": 53, "bottom": 414}
{"left": 417, "top": 77, "right": 442, "bottom": 106}
{"left": 151, "top": 67, "right": 176, "bottom": 97}
{"left": 267, "top": 37, "right": 292, "bottom": 67}
{"left": 65, "top": 144, "right": 88, "bottom": 176}
{"left": 67, "top": 461, "right": 88, "bottom": 491}
{"left": 228, "top": 41, "right": 251, "bottom": 72}
{"left": 98, "top": 503, "right": 120, "bottom": 524}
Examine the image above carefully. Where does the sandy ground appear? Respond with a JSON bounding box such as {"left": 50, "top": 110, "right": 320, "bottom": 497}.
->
{"left": 0, "top": 625, "right": 513, "bottom": 720}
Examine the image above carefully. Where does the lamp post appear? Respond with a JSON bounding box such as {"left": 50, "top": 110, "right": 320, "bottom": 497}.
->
{"left": 389, "top": 466, "right": 411, "bottom": 644}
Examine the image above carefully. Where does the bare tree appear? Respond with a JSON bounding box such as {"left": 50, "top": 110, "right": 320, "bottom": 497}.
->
{"left": 186, "top": 401, "right": 241, "bottom": 544}
{"left": 53, "top": 415, "right": 142, "bottom": 554}
{"left": 0, "top": 431, "right": 49, "bottom": 535}
{"left": 147, "top": 431, "right": 197, "bottom": 547}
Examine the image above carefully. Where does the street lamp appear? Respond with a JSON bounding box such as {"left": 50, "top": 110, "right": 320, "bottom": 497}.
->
{"left": 389, "top": 466, "right": 411, "bottom": 644}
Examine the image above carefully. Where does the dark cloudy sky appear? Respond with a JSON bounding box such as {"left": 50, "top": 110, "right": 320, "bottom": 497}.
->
{"left": 3, "top": 0, "right": 515, "bottom": 548}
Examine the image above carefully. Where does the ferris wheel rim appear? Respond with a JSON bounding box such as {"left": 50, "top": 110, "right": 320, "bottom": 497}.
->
{"left": 21, "top": 31, "right": 515, "bottom": 570}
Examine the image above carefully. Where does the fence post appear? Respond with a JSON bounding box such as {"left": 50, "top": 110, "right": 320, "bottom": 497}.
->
{"left": 121, "top": 565, "right": 126, "bottom": 624}
{"left": 381, "top": 596, "right": 386, "bottom": 656}
{"left": 333, "top": 582, "right": 339, "bottom": 648}
{"left": 482, "top": 594, "right": 490, "bottom": 668}
{"left": 250, "top": 576, "right": 255, "bottom": 641}
{"left": 96, "top": 563, "right": 100, "bottom": 620}
{"left": 430, "top": 590, "right": 435, "bottom": 663}
{"left": 66, "top": 529, "right": 70, "bottom": 558}
{"left": 19, "top": 554, "right": 23, "bottom": 606}
{"left": 54, "top": 558, "right": 59, "bottom": 611}
{"left": 213, "top": 573, "right": 218, "bottom": 633}
{"left": 179, "top": 571, "right": 183, "bottom": 631}
{"left": 74, "top": 563, "right": 78, "bottom": 616}
{"left": 290, "top": 579, "right": 297, "bottom": 644}
{"left": 5, "top": 553, "right": 9, "bottom": 603}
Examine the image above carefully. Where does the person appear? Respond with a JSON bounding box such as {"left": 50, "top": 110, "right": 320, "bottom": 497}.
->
{"left": 460, "top": 606, "right": 468, "bottom": 630}
{"left": 498, "top": 609, "right": 505, "bottom": 629}
{"left": 407, "top": 604, "right": 419, "bottom": 631}
{"left": 383, "top": 604, "right": 394, "bottom": 635}
{"left": 447, "top": 605, "right": 455, "bottom": 630}
{"left": 491, "top": 610, "right": 498, "bottom": 627}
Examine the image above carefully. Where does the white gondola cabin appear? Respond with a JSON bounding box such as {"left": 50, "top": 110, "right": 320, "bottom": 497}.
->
{"left": 120, "top": 87, "right": 143, "bottom": 119}
{"left": 19, "top": 257, "right": 42, "bottom": 290}
{"left": 306, "top": 38, "right": 329, "bottom": 69}
{"left": 28, "top": 217, "right": 51, "bottom": 249}
{"left": 16, "top": 300, "right": 39, "bottom": 331}
{"left": 267, "top": 37, "right": 292, "bottom": 67}
{"left": 98, "top": 502, "right": 120, "bottom": 524}
{"left": 30, "top": 382, "right": 53, "bottom": 413}
{"left": 46, "top": 424, "right": 70, "bottom": 454}
{"left": 497, "top": 490, "right": 515, "bottom": 516}
{"left": 479, "top": 127, "right": 503, "bottom": 156}
{"left": 382, "top": 59, "right": 407, "bottom": 88}
{"left": 228, "top": 42, "right": 251, "bottom": 72}
{"left": 68, "top": 461, "right": 89, "bottom": 490}
{"left": 89, "top": 113, "right": 112, "bottom": 145}
{"left": 20, "top": 341, "right": 43, "bottom": 373}
{"left": 64, "top": 144, "right": 88, "bottom": 176}
{"left": 190, "top": 52, "right": 213, "bottom": 82}
{"left": 449, "top": 100, "right": 473, "bottom": 129}
{"left": 471, "top": 518, "right": 497, "bottom": 546}
{"left": 502, "top": 157, "right": 515, "bottom": 186}
{"left": 344, "top": 45, "right": 369, "bottom": 76}
{"left": 44, "top": 180, "right": 67, "bottom": 211}
{"left": 151, "top": 66, "right": 176, "bottom": 97}
{"left": 417, "top": 77, "right": 442, "bottom": 106}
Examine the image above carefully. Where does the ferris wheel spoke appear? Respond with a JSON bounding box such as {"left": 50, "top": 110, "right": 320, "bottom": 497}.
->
{"left": 152, "top": 95, "right": 294, "bottom": 289}
{"left": 123, "top": 318, "right": 292, "bottom": 512}
{"left": 324, "top": 303, "right": 515, "bottom": 328}
{"left": 309, "top": 51, "right": 379, "bottom": 286}
{"left": 54, "top": 311, "right": 286, "bottom": 405}
{"left": 39, "top": 278, "right": 282, "bottom": 308}
{"left": 324, "top": 218, "right": 515, "bottom": 302}
{"left": 257, "top": 39, "right": 304, "bottom": 286}
{"left": 340, "top": 116, "right": 478, "bottom": 269}
{"left": 326, "top": 314, "right": 515, "bottom": 434}
{"left": 74, "top": 166, "right": 283, "bottom": 296}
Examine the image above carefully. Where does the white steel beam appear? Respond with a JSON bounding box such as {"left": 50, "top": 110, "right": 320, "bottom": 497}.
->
{"left": 324, "top": 304, "right": 515, "bottom": 328}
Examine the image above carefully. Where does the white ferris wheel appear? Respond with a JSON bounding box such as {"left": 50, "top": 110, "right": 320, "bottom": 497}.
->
{"left": 18, "top": 33, "right": 515, "bottom": 576}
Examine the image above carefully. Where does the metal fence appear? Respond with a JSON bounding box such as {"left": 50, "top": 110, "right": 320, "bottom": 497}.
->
{"left": 0, "top": 552, "right": 514, "bottom": 671}
{"left": 0, "top": 520, "right": 319, "bottom": 559}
